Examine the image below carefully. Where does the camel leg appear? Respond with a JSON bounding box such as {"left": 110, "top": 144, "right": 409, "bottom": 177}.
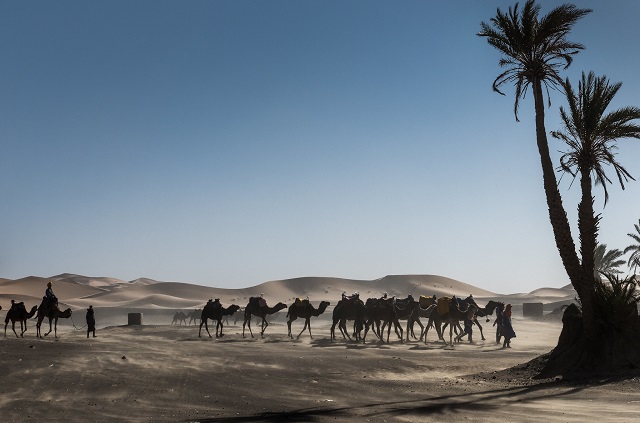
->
{"left": 216, "top": 320, "right": 224, "bottom": 337}
{"left": 287, "top": 317, "right": 294, "bottom": 339}
{"left": 54, "top": 317, "right": 59, "bottom": 338}
{"left": 243, "top": 315, "right": 254, "bottom": 338}
{"left": 339, "top": 319, "right": 351, "bottom": 340}
{"left": 305, "top": 318, "right": 313, "bottom": 339}
{"left": 330, "top": 320, "right": 338, "bottom": 341}
{"left": 475, "top": 320, "right": 485, "bottom": 341}
{"left": 297, "top": 319, "right": 309, "bottom": 339}
{"left": 44, "top": 318, "right": 53, "bottom": 337}
{"left": 395, "top": 320, "right": 403, "bottom": 342}
{"left": 12, "top": 321, "right": 20, "bottom": 338}
{"left": 413, "top": 319, "right": 424, "bottom": 341}
{"left": 260, "top": 317, "right": 268, "bottom": 337}
{"left": 199, "top": 318, "right": 211, "bottom": 338}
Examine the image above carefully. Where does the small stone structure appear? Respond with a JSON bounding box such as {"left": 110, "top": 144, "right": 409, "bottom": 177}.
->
{"left": 128, "top": 312, "right": 143, "bottom": 325}
{"left": 522, "top": 302, "right": 543, "bottom": 318}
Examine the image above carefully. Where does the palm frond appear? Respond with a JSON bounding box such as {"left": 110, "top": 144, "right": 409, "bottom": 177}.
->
{"left": 551, "top": 72, "right": 640, "bottom": 206}
{"left": 478, "top": 0, "right": 591, "bottom": 121}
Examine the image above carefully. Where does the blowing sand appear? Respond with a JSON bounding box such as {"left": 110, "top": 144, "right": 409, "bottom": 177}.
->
{"left": 1, "top": 274, "right": 638, "bottom": 422}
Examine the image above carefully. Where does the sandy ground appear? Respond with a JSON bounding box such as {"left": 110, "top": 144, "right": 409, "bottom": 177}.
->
{"left": 2, "top": 313, "right": 639, "bottom": 423}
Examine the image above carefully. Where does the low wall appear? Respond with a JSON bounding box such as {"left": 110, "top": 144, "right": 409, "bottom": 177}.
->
{"left": 128, "top": 312, "right": 143, "bottom": 325}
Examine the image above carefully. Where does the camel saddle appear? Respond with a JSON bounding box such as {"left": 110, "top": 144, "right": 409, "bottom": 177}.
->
{"left": 436, "top": 297, "right": 452, "bottom": 317}
{"left": 419, "top": 295, "right": 436, "bottom": 308}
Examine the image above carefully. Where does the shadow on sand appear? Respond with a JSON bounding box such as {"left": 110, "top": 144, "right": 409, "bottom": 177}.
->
{"left": 191, "top": 380, "right": 592, "bottom": 422}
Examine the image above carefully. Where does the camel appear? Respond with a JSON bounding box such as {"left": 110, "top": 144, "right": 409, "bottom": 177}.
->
{"left": 363, "top": 297, "right": 402, "bottom": 343}
{"left": 4, "top": 303, "right": 38, "bottom": 338}
{"left": 438, "top": 297, "right": 503, "bottom": 342}
{"left": 199, "top": 302, "right": 241, "bottom": 338}
{"left": 242, "top": 297, "right": 288, "bottom": 338}
{"left": 172, "top": 311, "right": 188, "bottom": 325}
{"left": 35, "top": 299, "right": 72, "bottom": 338}
{"left": 459, "top": 297, "right": 503, "bottom": 341}
{"left": 286, "top": 299, "right": 330, "bottom": 339}
{"left": 378, "top": 295, "right": 433, "bottom": 343}
{"left": 188, "top": 309, "right": 202, "bottom": 325}
{"left": 415, "top": 295, "right": 444, "bottom": 342}
{"left": 330, "top": 296, "right": 368, "bottom": 342}
{"left": 428, "top": 297, "right": 478, "bottom": 347}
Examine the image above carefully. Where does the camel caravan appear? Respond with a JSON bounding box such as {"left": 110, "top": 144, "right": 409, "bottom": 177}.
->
{"left": 189, "top": 292, "right": 509, "bottom": 348}
{"left": 3, "top": 284, "right": 513, "bottom": 348}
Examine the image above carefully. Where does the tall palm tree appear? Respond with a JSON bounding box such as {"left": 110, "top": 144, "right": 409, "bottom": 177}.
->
{"left": 478, "top": 0, "right": 592, "bottom": 328}
{"left": 624, "top": 219, "right": 640, "bottom": 275}
{"left": 593, "top": 243, "right": 625, "bottom": 279}
{"left": 551, "top": 72, "right": 640, "bottom": 286}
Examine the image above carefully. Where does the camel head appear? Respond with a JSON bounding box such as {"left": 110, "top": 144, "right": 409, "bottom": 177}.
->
{"left": 274, "top": 302, "right": 288, "bottom": 312}
{"left": 59, "top": 308, "right": 72, "bottom": 318}
{"left": 28, "top": 305, "right": 38, "bottom": 318}
{"left": 227, "top": 304, "right": 241, "bottom": 315}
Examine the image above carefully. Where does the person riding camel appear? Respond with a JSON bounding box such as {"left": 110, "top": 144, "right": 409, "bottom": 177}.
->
{"left": 45, "top": 281, "right": 58, "bottom": 308}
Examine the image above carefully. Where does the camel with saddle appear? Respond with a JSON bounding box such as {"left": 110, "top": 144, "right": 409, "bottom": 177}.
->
{"left": 330, "top": 294, "right": 368, "bottom": 342}
{"left": 242, "top": 296, "right": 288, "bottom": 338}
{"left": 199, "top": 300, "right": 241, "bottom": 338}
{"left": 5, "top": 302, "right": 38, "bottom": 338}
{"left": 286, "top": 298, "right": 330, "bottom": 339}
{"left": 35, "top": 298, "right": 72, "bottom": 338}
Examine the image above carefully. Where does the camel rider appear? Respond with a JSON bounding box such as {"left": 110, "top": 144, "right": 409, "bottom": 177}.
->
{"left": 259, "top": 293, "right": 267, "bottom": 308}
{"left": 213, "top": 298, "right": 221, "bottom": 308}
{"left": 45, "top": 281, "right": 58, "bottom": 308}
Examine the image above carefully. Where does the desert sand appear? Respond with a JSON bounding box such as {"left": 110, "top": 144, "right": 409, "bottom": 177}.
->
{"left": 1, "top": 274, "right": 638, "bottom": 422}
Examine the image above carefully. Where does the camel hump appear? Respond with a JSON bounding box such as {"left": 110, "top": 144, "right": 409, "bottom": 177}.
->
{"left": 249, "top": 297, "right": 267, "bottom": 308}
{"left": 436, "top": 297, "right": 451, "bottom": 316}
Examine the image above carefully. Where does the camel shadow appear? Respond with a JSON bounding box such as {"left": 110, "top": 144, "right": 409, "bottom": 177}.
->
{"left": 192, "top": 380, "right": 592, "bottom": 422}
{"left": 407, "top": 343, "right": 448, "bottom": 351}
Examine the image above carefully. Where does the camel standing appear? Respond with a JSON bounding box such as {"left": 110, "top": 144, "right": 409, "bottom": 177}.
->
{"left": 172, "top": 311, "right": 188, "bottom": 325}
{"left": 363, "top": 297, "right": 402, "bottom": 343}
{"left": 5, "top": 304, "right": 38, "bottom": 338}
{"left": 330, "top": 297, "right": 368, "bottom": 342}
{"left": 378, "top": 295, "right": 429, "bottom": 342}
{"left": 188, "top": 309, "right": 202, "bottom": 325}
{"left": 35, "top": 300, "right": 72, "bottom": 338}
{"left": 429, "top": 297, "right": 478, "bottom": 347}
{"left": 242, "top": 297, "right": 288, "bottom": 338}
{"left": 199, "top": 303, "right": 241, "bottom": 338}
{"left": 286, "top": 300, "right": 330, "bottom": 339}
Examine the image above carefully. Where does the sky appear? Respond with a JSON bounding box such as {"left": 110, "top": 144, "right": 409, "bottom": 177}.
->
{"left": 2, "top": 0, "right": 640, "bottom": 293}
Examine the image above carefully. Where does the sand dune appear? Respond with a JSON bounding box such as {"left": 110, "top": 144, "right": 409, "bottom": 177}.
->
{"left": 0, "top": 273, "right": 576, "bottom": 316}
{"left": 0, "top": 276, "right": 106, "bottom": 301}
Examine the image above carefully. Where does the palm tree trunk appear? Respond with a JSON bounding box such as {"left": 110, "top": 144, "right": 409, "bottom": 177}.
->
{"left": 532, "top": 79, "right": 583, "bottom": 294}
{"left": 578, "top": 167, "right": 598, "bottom": 341}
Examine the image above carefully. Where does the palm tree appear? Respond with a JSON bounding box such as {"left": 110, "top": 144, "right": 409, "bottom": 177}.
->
{"left": 551, "top": 72, "right": 640, "bottom": 291}
{"left": 478, "top": 0, "right": 592, "bottom": 329}
{"left": 624, "top": 219, "right": 640, "bottom": 275}
{"left": 593, "top": 244, "right": 625, "bottom": 279}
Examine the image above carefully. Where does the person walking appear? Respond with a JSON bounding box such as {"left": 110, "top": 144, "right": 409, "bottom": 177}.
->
{"left": 86, "top": 305, "right": 96, "bottom": 338}
{"left": 502, "top": 303, "right": 516, "bottom": 348}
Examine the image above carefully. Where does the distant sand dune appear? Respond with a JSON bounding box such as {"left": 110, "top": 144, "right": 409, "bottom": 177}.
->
{"left": 0, "top": 273, "right": 576, "bottom": 315}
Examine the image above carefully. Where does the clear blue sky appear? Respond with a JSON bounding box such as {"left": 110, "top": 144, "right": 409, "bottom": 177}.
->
{"left": 2, "top": 1, "right": 639, "bottom": 293}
